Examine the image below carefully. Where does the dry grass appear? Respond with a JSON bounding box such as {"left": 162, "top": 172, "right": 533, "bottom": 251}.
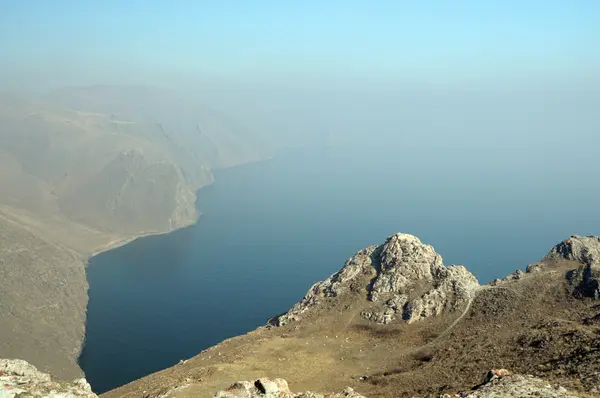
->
{"left": 104, "top": 260, "right": 600, "bottom": 398}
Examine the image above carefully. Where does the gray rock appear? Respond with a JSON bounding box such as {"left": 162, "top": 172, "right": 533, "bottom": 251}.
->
{"left": 212, "top": 372, "right": 579, "bottom": 397}
{"left": 525, "top": 262, "right": 545, "bottom": 274}
{"left": 0, "top": 359, "right": 96, "bottom": 398}
{"left": 402, "top": 264, "right": 478, "bottom": 323}
{"left": 495, "top": 269, "right": 526, "bottom": 284}
{"left": 274, "top": 246, "right": 379, "bottom": 326}
{"left": 213, "top": 378, "right": 365, "bottom": 398}
{"left": 461, "top": 369, "right": 579, "bottom": 397}
{"left": 0, "top": 359, "right": 51, "bottom": 382}
{"left": 547, "top": 235, "right": 600, "bottom": 265}
{"left": 274, "top": 233, "right": 479, "bottom": 326}
{"left": 545, "top": 235, "right": 600, "bottom": 299}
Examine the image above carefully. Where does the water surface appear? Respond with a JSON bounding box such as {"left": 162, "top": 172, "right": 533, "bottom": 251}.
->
{"left": 80, "top": 146, "right": 599, "bottom": 392}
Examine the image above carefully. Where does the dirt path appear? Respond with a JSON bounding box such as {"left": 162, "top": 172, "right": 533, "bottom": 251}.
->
{"left": 425, "top": 284, "right": 525, "bottom": 346}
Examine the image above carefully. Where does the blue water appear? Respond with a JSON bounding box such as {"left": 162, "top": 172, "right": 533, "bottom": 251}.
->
{"left": 79, "top": 146, "right": 599, "bottom": 393}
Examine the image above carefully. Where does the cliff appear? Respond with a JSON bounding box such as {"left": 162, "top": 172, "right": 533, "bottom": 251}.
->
{"left": 104, "top": 233, "right": 600, "bottom": 398}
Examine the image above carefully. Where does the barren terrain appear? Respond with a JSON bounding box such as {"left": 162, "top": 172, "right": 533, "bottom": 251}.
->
{"left": 104, "top": 237, "right": 600, "bottom": 397}
{"left": 0, "top": 87, "right": 266, "bottom": 379}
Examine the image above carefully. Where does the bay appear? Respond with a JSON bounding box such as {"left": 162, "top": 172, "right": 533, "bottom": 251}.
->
{"left": 79, "top": 145, "right": 599, "bottom": 393}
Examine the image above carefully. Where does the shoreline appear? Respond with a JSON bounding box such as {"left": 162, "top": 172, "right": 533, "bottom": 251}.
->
{"left": 87, "top": 179, "right": 216, "bottom": 259}
{"left": 88, "top": 217, "right": 199, "bottom": 259}
{"left": 89, "top": 231, "right": 164, "bottom": 258}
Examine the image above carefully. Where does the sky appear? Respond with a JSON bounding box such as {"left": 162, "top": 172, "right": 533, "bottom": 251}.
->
{"left": 1, "top": 1, "right": 599, "bottom": 92}
{"left": 1, "top": 0, "right": 598, "bottom": 151}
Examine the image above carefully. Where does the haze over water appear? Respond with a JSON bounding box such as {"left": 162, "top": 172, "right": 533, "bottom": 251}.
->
{"left": 5, "top": 0, "right": 596, "bottom": 393}
{"left": 80, "top": 145, "right": 600, "bottom": 393}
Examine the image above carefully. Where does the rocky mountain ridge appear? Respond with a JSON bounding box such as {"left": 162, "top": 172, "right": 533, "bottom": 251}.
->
{"left": 547, "top": 235, "right": 600, "bottom": 299}
{"left": 276, "top": 233, "right": 480, "bottom": 326}
{"left": 103, "top": 232, "right": 600, "bottom": 398}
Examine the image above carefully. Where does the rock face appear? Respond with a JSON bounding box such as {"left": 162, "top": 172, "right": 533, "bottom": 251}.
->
{"left": 276, "top": 233, "right": 479, "bottom": 326}
{"left": 545, "top": 235, "right": 600, "bottom": 299}
{"left": 0, "top": 359, "right": 97, "bottom": 398}
{"left": 461, "top": 369, "right": 578, "bottom": 398}
{"left": 212, "top": 372, "right": 578, "bottom": 398}
{"left": 213, "top": 378, "right": 365, "bottom": 398}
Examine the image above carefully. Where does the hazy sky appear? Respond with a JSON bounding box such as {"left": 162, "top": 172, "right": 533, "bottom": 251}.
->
{"left": 1, "top": 1, "right": 599, "bottom": 92}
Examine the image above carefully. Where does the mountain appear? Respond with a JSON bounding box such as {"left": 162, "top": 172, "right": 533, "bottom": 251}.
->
{"left": 0, "top": 212, "right": 86, "bottom": 378}
{"left": 0, "top": 87, "right": 268, "bottom": 379}
{"left": 43, "top": 85, "right": 268, "bottom": 171}
{"left": 0, "top": 86, "right": 268, "bottom": 237}
{"left": 104, "top": 234, "right": 600, "bottom": 397}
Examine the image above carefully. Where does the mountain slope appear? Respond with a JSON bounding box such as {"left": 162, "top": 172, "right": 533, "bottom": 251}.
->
{"left": 44, "top": 85, "right": 267, "bottom": 171}
{"left": 0, "top": 88, "right": 268, "bottom": 379}
{"left": 0, "top": 212, "right": 87, "bottom": 378}
{"left": 104, "top": 234, "right": 600, "bottom": 397}
{"left": 0, "top": 96, "right": 209, "bottom": 236}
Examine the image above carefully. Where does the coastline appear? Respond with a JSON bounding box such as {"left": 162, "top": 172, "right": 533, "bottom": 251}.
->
{"left": 89, "top": 230, "right": 170, "bottom": 258}
{"left": 88, "top": 216, "right": 200, "bottom": 259}
{"left": 79, "top": 155, "right": 275, "bottom": 385}
{"left": 87, "top": 179, "right": 215, "bottom": 259}
{"left": 87, "top": 157, "right": 277, "bottom": 259}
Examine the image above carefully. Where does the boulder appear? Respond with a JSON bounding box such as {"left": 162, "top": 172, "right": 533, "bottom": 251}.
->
{"left": 463, "top": 369, "right": 578, "bottom": 397}
{"left": 0, "top": 359, "right": 96, "bottom": 398}
{"left": 213, "top": 378, "right": 365, "bottom": 398}
{"left": 545, "top": 235, "right": 600, "bottom": 299}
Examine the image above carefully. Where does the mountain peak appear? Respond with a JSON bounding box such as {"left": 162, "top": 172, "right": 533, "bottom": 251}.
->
{"left": 275, "top": 232, "right": 479, "bottom": 326}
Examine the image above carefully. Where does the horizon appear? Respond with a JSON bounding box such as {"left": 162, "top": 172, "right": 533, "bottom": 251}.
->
{"left": 1, "top": 1, "right": 599, "bottom": 94}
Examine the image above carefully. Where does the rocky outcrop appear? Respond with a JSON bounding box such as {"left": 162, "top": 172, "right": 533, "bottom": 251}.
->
{"left": 213, "top": 378, "right": 365, "bottom": 398}
{"left": 212, "top": 372, "right": 579, "bottom": 398}
{"left": 460, "top": 369, "right": 578, "bottom": 397}
{"left": 273, "top": 246, "right": 377, "bottom": 326}
{"left": 545, "top": 235, "right": 600, "bottom": 299}
{"left": 275, "top": 233, "right": 479, "bottom": 326}
{"left": 0, "top": 359, "right": 96, "bottom": 397}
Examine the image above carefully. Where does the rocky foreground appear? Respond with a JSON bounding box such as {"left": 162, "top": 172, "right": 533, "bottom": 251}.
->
{"left": 0, "top": 359, "right": 96, "bottom": 398}
{"left": 213, "top": 369, "right": 580, "bottom": 397}
{"left": 0, "top": 359, "right": 580, "bottom": 398}
{"left": 5, "top": 233, "right": 600, "bottom": 397}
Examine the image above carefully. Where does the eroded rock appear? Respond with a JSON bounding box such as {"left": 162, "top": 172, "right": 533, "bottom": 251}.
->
{"left": 213, "top": 378, "right": 365, "bottom": 398}
{"left": 275, "top": 233, "right": 479, "bottom": 326}
{"left": 461, "top": 369, "right": 579, "bottom": 397}
{"left": 274, "top": 246, "right": 379, "bottom": 326}
{"left": 213, "top": 372, "right": 580, "bottom": 398}
{"left": 545, "top": 235, "right": 600, "bottom": 299}
{"left": 0, "top": 359, "right": 96, "bottom": 397}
